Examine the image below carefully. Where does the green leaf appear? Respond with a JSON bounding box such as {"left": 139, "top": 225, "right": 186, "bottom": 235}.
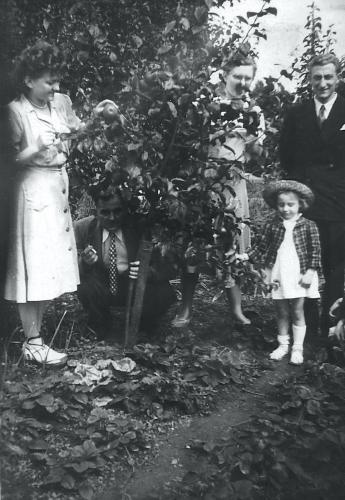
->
{"left": 180, "top": 17, "right": 190, "bottom": 30}
{"left": 6, "top": 443, "right": 27, "bottom": 456}
{"left": 79, "top": 484, "right": 94, "bottom": 500}
{"left": 82, "top": 440, "right": 98, "bottom": 456}
{"left": 194, "top": 6, "right": 208, "bottom": 23}
{"left": 36, "top": 393, "right": 55, "bottom": 407}
{"left": 61, "top": 474, "right": 76, "bottom": 490}
{"left": 204, "top": 0, "right": 215, "bottom": 8}
{"left": 66, "top": 408, "right": 82, "bottom": 419}
{"left": 254, "top": 29, "right": 267, "bottom": 39}
{"left": 43, "top": 18, "right": 50, "bottom": 31}
{"left": 237, "top": 16, "right": 248, "bottom": 24}
{"left": 265, "top": 7, "right": 278, "bottom": 15}
{"left": 73, "top": 393, "right": 89, "bottom": 405}
{"left": 70, "top": 461, "right": 94, "bottom": 473}
{"left": 88, "top": 24, "right": 100, "bottom": 38}
{"left": 232, "top": 480, "right": 253, "bottom": 498}
{"left": 158, "top": 44, "right": 172, "bottom": 55}
{"left": 306, "top": 399, "right": 321, "bottom": 415}
{"left": 163, "top": 20, "right": 176, "bottom": 35}
{"left": 27, "top": 439, "right": 48, "bottom": 451}
{"left": 21, "top": 400, "right": 35, "bottom": 410}
{"left": 167, "top": 101, "right": 178, "bottom": 118}
{"left": 132, "top": 35, "right": 143, "bottom": 48}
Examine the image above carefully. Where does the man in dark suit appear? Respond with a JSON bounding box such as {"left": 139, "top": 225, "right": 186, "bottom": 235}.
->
{"left": 280, "top": 53, "right": 345, "bottom": 336}
{"left": 74, "top": 187, "right": 177, "bottom": 340}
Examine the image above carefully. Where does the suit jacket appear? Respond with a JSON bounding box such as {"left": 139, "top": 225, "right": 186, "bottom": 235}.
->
{"left": 280, "top": 95, "right": 345, "bottom": 221}
{"left": 73, "top": 215, "right": 177, "bottom": 285}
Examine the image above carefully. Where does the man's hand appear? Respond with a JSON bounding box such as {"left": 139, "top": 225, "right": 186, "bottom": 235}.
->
{"left": 81, "top": 245, "right": 98, "bottom": 265}
{"left": 299, "top": 269, "right": 315, "bottom": 289}
{"left": 235, "top": 252, "right": 249, "bottom": 261}
{"left": 129, "top": 261, "right": 140, "bottom": 280}
{"left": 329, "top": 297, "right": 344, "bottom": 318}
{"left": 333, "top": 319, "right": 345, "bottom": 342}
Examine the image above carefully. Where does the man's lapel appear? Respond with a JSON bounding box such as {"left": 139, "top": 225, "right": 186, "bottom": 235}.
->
{"left": 304, "top": 100, "right": 321, "bottom": 137}
{"left": 321, "top": 95, "right": 345, "bottom": 141}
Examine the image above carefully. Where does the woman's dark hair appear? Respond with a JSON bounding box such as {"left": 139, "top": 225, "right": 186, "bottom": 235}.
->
{"left": 14, "top": 40, "right": 65, "bottom": 95}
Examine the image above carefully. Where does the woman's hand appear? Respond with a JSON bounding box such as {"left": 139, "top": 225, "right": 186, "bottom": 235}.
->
{"left": 81, "top": 245, "right": 98, "bottom": 265}
{"left": 129, "top": 261, "right": 140, "bottom": 280}
{"left": 37, "top": 131, "right": 56, "bottom": 151}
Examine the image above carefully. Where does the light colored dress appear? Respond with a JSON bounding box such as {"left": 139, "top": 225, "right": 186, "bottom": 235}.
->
{"left": 4, "top": 93, "right": 80, "bottom": 303}
{"left": 208, "top": 97, "right": 265, "bottom": 253}
{"left": 264, "top": 215, "right": 320, "bottom": 300}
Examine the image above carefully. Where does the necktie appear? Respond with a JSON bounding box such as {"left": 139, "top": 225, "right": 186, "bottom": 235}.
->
{"left": 318, "top": 104, "right": 326, "bottom": 128}
{"left": 109, "top": 232, "right": 119, "bottom": 295}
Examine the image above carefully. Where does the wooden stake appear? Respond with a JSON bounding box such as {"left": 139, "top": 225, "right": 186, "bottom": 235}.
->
{"left": 124, "top": 239, "right": 153, "bottom": 347}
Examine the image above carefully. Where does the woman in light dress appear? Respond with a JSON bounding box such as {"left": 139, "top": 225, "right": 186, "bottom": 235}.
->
{"left": 5, "top": 41, "right": 83, "bottom": 365}
{"left": 172, "top": 53, "right": 264, "bottom": 328}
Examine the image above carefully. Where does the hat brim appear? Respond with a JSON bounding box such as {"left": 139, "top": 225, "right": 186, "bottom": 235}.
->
{"left": 263, "top": 180, "right": 314, "bottom": 209}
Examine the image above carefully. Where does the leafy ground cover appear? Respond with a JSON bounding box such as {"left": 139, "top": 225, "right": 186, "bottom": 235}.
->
{"left": 2, "top": 279, "right": 345, "bottom": 500}
{"left": 0, "top": 278, "right": 271, "bottom": 500}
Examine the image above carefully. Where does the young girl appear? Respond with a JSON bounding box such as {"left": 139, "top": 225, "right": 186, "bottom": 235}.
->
{"left": 247, "top": 180, "right": 321, "bottom": 364}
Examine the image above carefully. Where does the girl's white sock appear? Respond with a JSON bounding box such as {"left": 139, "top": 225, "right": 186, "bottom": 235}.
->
{"left": 290, "top": 324, "right": 306, "bottom": 365}
{"left": 270, "top": 334, "right": 289, "bottom": 360}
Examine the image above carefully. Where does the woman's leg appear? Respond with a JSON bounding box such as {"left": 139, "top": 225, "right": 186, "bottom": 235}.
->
{"left": 290, "top": 297, "right": 306, "bottom": 365}
{"left": 225, "top": 284, "right": 251, "bottom": 325}
{"left": 172, "top": 270, "right": 198, "bottom": 326}
{"left": 18, "top": 301, "right": 67, "bottom": 365}
{"left": 270, "top": 299, "right": 290, "bottom": 360}
{"left": 18, "top": 300, "right": 49, "bottom": 339}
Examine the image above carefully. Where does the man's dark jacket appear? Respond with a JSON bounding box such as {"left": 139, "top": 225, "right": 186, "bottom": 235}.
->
{"left": 280, "top": 94, "right": 345, "bottom": 221}
{"left": 74, "top": 215, "right": 177, "bottom": 308}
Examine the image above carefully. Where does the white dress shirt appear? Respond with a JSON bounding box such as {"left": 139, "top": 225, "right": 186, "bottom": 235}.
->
{"left": 314, "top": 92, "right": 337, "bottom": 120}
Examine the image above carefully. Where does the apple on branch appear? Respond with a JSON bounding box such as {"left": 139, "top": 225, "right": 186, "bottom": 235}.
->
{"left": 94, "top": 99, "right": 124, "bottom": 124}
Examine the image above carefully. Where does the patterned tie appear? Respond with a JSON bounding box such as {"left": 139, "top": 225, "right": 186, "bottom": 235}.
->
{"left": 318, "top": 104, "right": 326, "bottom": 128}
{"left": 109, "top": 231, "right": 119, "bottom": 295}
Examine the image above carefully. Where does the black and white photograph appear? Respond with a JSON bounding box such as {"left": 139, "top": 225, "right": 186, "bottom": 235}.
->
{"left": 1, "top": 1, "right": 345, "bottom": 499}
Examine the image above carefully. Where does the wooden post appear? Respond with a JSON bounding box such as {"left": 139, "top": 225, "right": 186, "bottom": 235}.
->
{"left": 124, "top": 239, "right": 153, "bottom": 347}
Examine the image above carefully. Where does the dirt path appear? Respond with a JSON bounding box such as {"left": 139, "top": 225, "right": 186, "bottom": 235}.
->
{"left": 98, "top": 360, "right": 299, "bottom": 500}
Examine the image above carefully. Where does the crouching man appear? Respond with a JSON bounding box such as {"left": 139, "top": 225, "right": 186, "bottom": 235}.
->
{"left": 74, "top": 186, "right": 177, "bottom": 341}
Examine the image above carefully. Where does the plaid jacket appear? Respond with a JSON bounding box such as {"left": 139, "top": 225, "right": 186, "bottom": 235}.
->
{"left": 248, "top": 214, "right": 321, "bottom": 274}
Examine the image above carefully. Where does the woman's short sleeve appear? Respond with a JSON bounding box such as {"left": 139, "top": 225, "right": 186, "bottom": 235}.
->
{"left": 7, "top": 104, "right": 24, "bottom": 158}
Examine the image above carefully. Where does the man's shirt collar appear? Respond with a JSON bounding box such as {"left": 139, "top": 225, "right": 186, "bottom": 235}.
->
{"left": 314, "top": 92, "right": 337, "bottom": 119}
{"left": 102, "top": 228, "right": 124, "bottom": 243}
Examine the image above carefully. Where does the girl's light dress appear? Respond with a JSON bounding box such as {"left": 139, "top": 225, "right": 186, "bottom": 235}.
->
{"left": 4, "top": 94, "right": 80, "bottom": 303}
{"left": 265, "top": 215, "right": 320, "bottom": 300}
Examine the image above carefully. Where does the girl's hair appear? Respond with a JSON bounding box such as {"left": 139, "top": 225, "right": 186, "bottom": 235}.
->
{"left": 274, "top": 189, "right": 309, "bottom": 212}
{"left": 14, "top": 40, "right": 65, "bottom": 95}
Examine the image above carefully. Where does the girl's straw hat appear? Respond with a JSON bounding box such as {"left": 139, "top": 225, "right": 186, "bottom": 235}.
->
{"left": 263, "top": 180, "right": 314, "bottom": 209}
